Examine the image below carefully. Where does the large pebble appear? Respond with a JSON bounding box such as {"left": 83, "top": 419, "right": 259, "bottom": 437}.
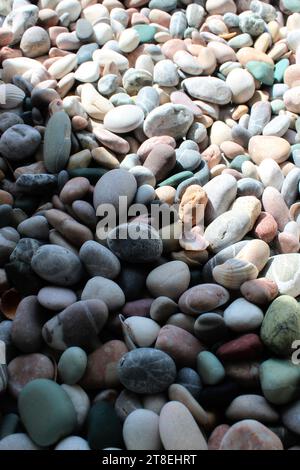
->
{"left": 81, "top": 276, "right": 125, "bottom": 311}
{"left": 159, "top": 401, "right": 208, "bottom": 450}
{"left": 260, "top": 295, "right": 300, "bottom": 356}
{"left": 146, "top": 261, "right": 190, "bottom": 300}
{"left": 79, "top": 240, "right": 120, "bottom": 279}
{"left": 42, "top": 299, "right": 108, "bottom": 350}
{"left": 179, "top": 284, "right": 230, "bottom": 315}
{"left": 107, "top": 223, "right": 163, "bottom": 263}
{"left": 18, "top": 379, "right": 77, "bottom": 446}
{"left": 219, "top": 420, "right": 283, "bottom": 450}
{"left": 0, "top": 125, "right": 41, "bottom": 162}
{"left": 143, "top": 104, "right": 194, "bottom": 139}
{"left": 224, "top": 298, "right": 264, "bottom": 332}
{"left": 118, "top": 348, "right": 176, "bottom": 394}
{"left": 104, "top": 105, "right": 144, "bottom": 134}
{"left": 123, "top": 410, "right": 161, "bottom": 450}
{"left": 182, "top": 77, "right": 232, "bottom": 105}
{"left": 31, "top": 245, "right": 83, "bottom": 286}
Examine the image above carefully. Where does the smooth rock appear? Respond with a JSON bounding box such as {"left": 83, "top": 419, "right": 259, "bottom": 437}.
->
{"left": 31, "top": 244, "right": 83, "bottom": 286}
{"left": 143, "top": 104, "right": 194, "bottom": 139}
{"left": 159, "top": 401, "right": 208, "bottom": 450}
{"left": 42, "top": 299, "right": 108, "bottom": 350}
{"left": 118, "top": 348, "right": 176, "bottom": 394}
{"left": 224, "top": 298, "right": 264, "bottom": 332}
{"left": 123, "top": 410, "right": 161, "bottom": 450}
{"left": 18, "top": 379, "right": 77, "bottom": 447}
{"left": 219, "top": 420, "right": 283, "bottom": 450}
{"left": 79, "top": 240, "right": 121, "bottom": 279}
{"left": 226, "top": 395, "right": 279, "bottom": 423}
{"left": 58, "top": 347, "right": 87, "bottom": 385}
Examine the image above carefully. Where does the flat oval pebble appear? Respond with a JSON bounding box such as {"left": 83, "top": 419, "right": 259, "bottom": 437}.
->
{"left": 159, "top": 401, "right": 208, "bottom": 450}
{"left": 123, "top": 409, "right": 161, "bottom": 450}
{"left": 37, "top": 286, "right": 77, "bottom": 311}
{"left": 179, "top": 284, "right": 230, "bottom": 315}
{"left": 104, "top": 105, "right": 144, "bottom": 134}
{"left": 58, "top": 347, "right": 87, "bottom": 385}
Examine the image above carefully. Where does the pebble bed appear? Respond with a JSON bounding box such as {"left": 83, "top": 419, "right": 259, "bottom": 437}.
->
{"left": 1, "top": 0, "right": 300, "bottom": 451}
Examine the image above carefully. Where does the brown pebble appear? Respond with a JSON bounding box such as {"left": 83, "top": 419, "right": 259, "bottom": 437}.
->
{"left": 240, "top": 278, "right": 278, "bottom": 305}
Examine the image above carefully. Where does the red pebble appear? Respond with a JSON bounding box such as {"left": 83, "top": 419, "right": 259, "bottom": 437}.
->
{"left": 216, "top": 334, "right": 264, "bottom": 362}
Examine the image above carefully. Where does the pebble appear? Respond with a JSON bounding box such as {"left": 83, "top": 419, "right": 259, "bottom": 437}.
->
{"left": 197, "top": 351, "right": 225, "bottom": 386}
{"left": 226, "top": 395, "right": 279, "bottom": 423}
{"left": 118, "top": 348, "right": 176, "bottom": 394}
{"left": 155, "top": 324, "right": 204, "bottom": 367}
{"left": 18, "top": 379, "right": 77, "bottom": 446}
{"left": 0, "top": 125, "right": 41, "bottom": 162}
{"left": 31, "top": 245, "right": 83, "bottom": 286}
{"left": 224, "top": 298, "right": 264, "bottom": 332}
{"left": 219, "top": 420, "right": 283, "bottom": 450}
{"left": 87, "top": 401, "right": 123, "bottom": 450}
{"left": 260, "top": 295, "right": 300, "bottom": 356}
{"left": 0, "top": 434, "right": 40, "bottom": 450}
{"left": 260, "top": 358, "right": 300, "bottom": 405}
{"left": 55, "top": 436, "right": 90, "bottom": 450}
{"left": 8, "top": 353, "right": 54, "bottom": 398}
{"left": 58, "top": 347, "right": 87, "bottom": 385}
{"left": 104, "top": 105, "right": 144, "bottom": 133}
{"left": 146, "top": 261, "right": 190, "bottom": 301}
{"left": 282, "top": 400, "right": 300, "bottom": 435}
{"left": 81, "top": 340, "right": 128, "bottom": 390}
{"left": 123, "top": 410, "right": 161, "bottom": 450}
{"left": 107, "top": 223, "right": 163, "bottom": 263}
{"left": 182, "top": 77, "right": 232, "bottom": 105}
{"left": 42, "top": 299, "right": 108, "bottom": 350}
{"left": 179, "top": 284, "right": 230, "bottom": 315}
{"left": 79, "top": 241, "right": 120, "bottom": 279}
{"left": 159, "top": 401, "right": 208, "bottom": 450}
{"left": 44, "top": 111, "right": 71, "bottom": 173}
{"left": 143, "top": 103, "right": 194, "bottom": 139}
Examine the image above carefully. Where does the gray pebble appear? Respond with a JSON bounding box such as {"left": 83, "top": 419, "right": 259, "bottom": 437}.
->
{"left": 107, "top": 223, "right": 163, "bottom": 263}
{"left": 0, "top": 124, "right": 41, "bottom": 161}
{"left": 79, "top": 240, "right": 121, "bottom": 279}
{"left": 31, "top": 244, "right": 83, "bottom": 286}
{"left": 118, "top": 348, "right": 177, "bottom": 394}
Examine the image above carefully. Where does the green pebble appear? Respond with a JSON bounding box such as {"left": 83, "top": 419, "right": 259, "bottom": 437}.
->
{"left": 44, "top": 111, "right": 72, "bottom": 174}
{"left": 282, "top": 0, "right": 300, "bottom": 13}
{"left": 158, "top": 171, "right": 193, "bottom": 188}
{"left": 58, "top": 347, "right": 87, "bottom": 385}
{"left": 260, "top": 295, "right": 300, "bottom": 356}
{"left": 246, "top": 61, "right": 274, "bottom": 85}
{"left": 134, "top": 25, "right": 156, "bottom": 43}
{"left": 260, "top": 358, "right": 300, "bottom": 405}
{"left": 148, "top": 0, "right": 177, "bottom": 12}
{"left": 68, "top": 168, "right": 107, "bottom": 185}
{"left": 18, "top": 379, "right": 77, "bottom": 446}
{"left": 274, "top": 59, "right": 289, "bottom": 83}
{"left": 197, "top": 351, "right": 225, "bottom": 385}
{"left": 229, "top": 155, "right": 251, "bottom": 172}
{"left": 271, "top": 99, "right": 285, "bottom": 114}
{"left": 0, "top": 413, "right": 19, "bottom": 439}
{"left": 87, "top": 402, "right": 123, "bottom": 450}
